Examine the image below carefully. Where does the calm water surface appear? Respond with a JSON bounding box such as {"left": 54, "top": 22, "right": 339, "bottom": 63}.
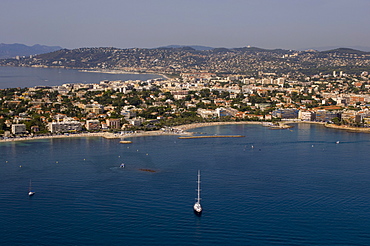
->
{"left": 0, "top": 66, "right": 162, "bottom": 89}
{"left": 1, "top": 124, "right": 370, "bottom": 245}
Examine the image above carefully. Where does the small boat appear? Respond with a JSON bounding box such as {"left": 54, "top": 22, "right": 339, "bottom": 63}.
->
{"left": 120, "top": 163, "right": 125, "bottom": 168}
{"left": 28, "top": 179, "right": 35, "bottom": 196}
{"left": 336, "top": 141, "right": 340, "bottom": 144}
{"left": 193, "top": 170, "right": 202, "bottom": 215}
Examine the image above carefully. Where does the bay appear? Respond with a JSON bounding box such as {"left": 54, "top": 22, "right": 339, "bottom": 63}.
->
{"left": 1, "top": 123, "right": 370, "bottom": 245}
{"left": 0, "top": 66, "right": 162, "bottom": 89}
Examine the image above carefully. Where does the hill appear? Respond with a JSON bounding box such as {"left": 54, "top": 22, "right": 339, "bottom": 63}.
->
{"left": 0, "top": 43, "right": 63, "bottom": 59}
{"left": 1, "top": 46, "right": 370, "bottom": 76}
{"left": 158, "top": 45, "right": 214, "bottom": 51}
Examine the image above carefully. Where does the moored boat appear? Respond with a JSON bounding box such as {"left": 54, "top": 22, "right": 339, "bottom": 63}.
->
{"left": 28, "top": 179, "right": 35, "bottom": 196}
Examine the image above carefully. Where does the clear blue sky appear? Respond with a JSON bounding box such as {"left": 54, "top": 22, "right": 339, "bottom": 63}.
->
{"left": 1, "top": 0, "right": 369, "bottom": 50}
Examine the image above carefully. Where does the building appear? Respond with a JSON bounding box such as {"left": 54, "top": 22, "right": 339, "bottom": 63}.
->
{"left": 85, "top": 120, "right": 101, "bottom": 131}
{"left": 106, "top": 119, "right": 121, "bottom": 129}
{"left": 315, "top": 110, "right": 341, "bottom": 122}
{"left": 272, "top": 109, "right": 299, "bottom": 119}
{"left": 128, "top": 117, "right": 145, "bottom": 126}
{"left": 84, "top": 104, "right": 104, "bottom": 114}
{"left": 298, "top": 111, "right": 316, "bottom": 121}
{"left": 197, "top": 108, "right": 218, "bottom": 118}
{"left": 121, "top": 107, "right": 137, "bottom": 119}
{"left": 11, "top": 124, "right": 27, "bottom": 135}
{"left": 48, "top": 121, "right": 82, "bottom": 133}
{"left": 215, "top": 107, "right": 238, "bottom": 117}
{"left": 171, "top": 90, "right": 189, "bottom": 100}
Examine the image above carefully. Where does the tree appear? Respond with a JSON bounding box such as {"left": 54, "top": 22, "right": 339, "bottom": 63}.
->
{"left": 331, "top": 117, "right": 341, "bottom": 125}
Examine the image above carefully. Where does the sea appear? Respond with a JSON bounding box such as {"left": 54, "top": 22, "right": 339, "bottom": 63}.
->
{"left": 1, "top": 123, "right": 370, "bottom": 245}
{"left": 1, "top": 67, "right": 370, "bottom": 245}
{"left": 0, "top": 66, "right": 162, "bottom": 89}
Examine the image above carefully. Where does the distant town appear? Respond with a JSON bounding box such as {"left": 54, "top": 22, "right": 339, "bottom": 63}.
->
{"left": 1, "top": 46, "right": 370, "bottom": 138}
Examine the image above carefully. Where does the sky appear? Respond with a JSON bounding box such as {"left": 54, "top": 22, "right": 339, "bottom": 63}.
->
{"left": 1, "top": 0, "right": 369, "bottom": 50}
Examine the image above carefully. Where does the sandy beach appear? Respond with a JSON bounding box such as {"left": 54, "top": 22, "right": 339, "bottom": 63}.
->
{"left": 0, "top": 122, "right": 261, "bottom": 143}
{"left": 0, "top": 129, "right": 193, "bottom": 143}
{"left": 0, "top": 132, "right": 112, "bottom": 143}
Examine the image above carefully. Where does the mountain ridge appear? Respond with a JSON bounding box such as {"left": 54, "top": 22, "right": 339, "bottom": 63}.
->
{"left": 1, "top": 45, "right": 369, "bottom": 76}
{"left": 0, "top": 43, "right": 63, "bottom": 59}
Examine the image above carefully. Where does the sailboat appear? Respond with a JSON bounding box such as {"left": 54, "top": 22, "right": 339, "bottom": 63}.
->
{"left": 193, "top": 170, "right": 202, "bottom": 214}
{"left": 28, "top": 179, "right": 35, "bottom": 196}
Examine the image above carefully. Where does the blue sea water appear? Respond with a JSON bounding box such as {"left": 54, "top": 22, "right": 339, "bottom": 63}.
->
{"left": 1, "top": 123, "right": 370, "bottom": 245}
{"left": 0, "top": 66, "right": 162, "bottom": 89}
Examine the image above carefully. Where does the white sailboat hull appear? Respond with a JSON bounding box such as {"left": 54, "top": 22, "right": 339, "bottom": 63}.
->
{"left": 193, "top": 202, "right": 202, "bottom": 213}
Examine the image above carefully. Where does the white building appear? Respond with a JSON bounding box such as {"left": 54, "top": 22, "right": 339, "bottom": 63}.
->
{"left": 215, "top": 107, "right": 238, "bottom": 117}
{"left": 11, "top": 124, "right": 27, "bottom": 135}
{"left": 128, "top": 117, "right": 145, "bottom": 126}
{"left": 48, "top": 121, "right": 82, "bottom": 133}
{"left": 298, "top": 111, "right": 316, "bottom": 121}
{"left": 197, "top": 108, "right": 218, "bottom": 118}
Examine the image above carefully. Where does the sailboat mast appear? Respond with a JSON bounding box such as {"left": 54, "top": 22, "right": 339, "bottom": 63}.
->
{"left": 197, "top": 170, "right": 201, "bottom": 203}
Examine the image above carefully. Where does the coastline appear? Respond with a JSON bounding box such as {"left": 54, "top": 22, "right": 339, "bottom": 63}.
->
{"left": 0, "top": 132, "right": 111, "bottom": 143}
{"left": 78, "top": 68, "right": 169, "bottom": 80}
{"left": 324, "top": 123, "right": 370, "bottom": 133}
{"left": 0, "top": 122, "right": 263, "bottom": 143}
{"left": 0, "top": 130, "right": 193, "bottom": 143}
{"left": 173, "top": 121, "right": 264, "bottom": 131}
{"left": 1, "top": 120, "right": 368, "bottom": 143}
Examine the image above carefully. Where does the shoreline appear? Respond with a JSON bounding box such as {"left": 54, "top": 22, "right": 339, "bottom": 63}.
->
{"left": 173, "top": 121, "right": 264, "bottom": 131}
{"left": 0, "top": 130, "right": 194, "bottom": 143}
{"left": 78, "top": 68, "right": 169, "bottom": 80}
{"left": 0, "top": 122, "right": 263, "bottom": 143}
{"left": 1, "top": 120, "right": 368, "bottom": 143}
{"left": 324, "top": 123, "right": 370, "bottom": 133}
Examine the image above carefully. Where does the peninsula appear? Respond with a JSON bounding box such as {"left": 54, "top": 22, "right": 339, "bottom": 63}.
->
{"left": 1, "top": 46, "right": 370, "bottom": 140}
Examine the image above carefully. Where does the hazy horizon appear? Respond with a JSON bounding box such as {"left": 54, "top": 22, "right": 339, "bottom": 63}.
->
{"left": 1, "top": 0, "right": 369, "bottom": 51}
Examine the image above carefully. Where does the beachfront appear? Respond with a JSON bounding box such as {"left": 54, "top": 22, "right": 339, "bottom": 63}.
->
{"left": 0, "top": 122, "right": 263, "bottom": 143}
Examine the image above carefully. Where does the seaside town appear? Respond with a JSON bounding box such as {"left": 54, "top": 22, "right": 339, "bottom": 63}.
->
{"left": 1, "top": 63, "right": 370, "bottom": 140}
{"left": 1, "top": 46, "right": 370, "bottom": 139}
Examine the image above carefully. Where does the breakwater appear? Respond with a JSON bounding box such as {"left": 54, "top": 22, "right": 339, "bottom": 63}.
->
{"left": 178, "top": 135, "right": 245, "bottom": 139}
{"left": 119, "top": 140, "right": 132, "bottom": 144}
